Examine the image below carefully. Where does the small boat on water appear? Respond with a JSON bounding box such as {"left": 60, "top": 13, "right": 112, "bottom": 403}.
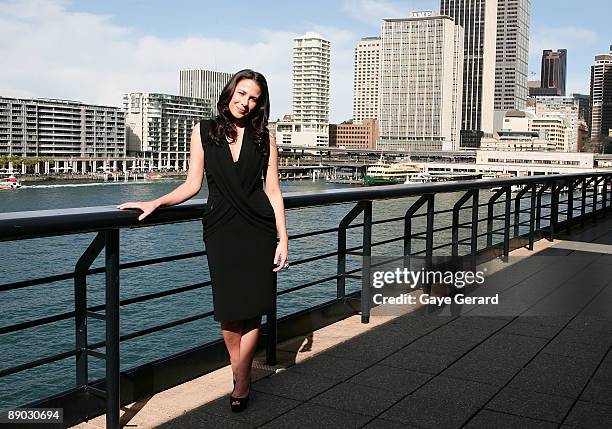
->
{"left": 145, "top": 172, "right": 163, "bottom": 180}
{"left": 404, "top": 172, "right": 433, "bottom": 185}
{"left": 364, "top": 157, "right": 421, "bottom": 185}
{"left": 0, "top": 176, "right": 22, "bottom": 189}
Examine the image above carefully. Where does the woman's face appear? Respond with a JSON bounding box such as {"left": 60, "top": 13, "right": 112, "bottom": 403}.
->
{"left": 228, "top": 78, "right": 261, "bottom": 121}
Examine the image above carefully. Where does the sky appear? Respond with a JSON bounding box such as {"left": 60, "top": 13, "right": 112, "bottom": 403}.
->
{"left": 0, "top": 0, "right": 609, "bottom": 123}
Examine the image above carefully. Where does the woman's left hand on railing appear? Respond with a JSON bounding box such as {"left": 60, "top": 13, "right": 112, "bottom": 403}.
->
{"left": 116, "top": 200, "right": 160, "bottom": 221}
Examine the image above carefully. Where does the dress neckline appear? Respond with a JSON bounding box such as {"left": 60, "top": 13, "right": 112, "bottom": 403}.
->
{"left": 228, "top": 129, "right": 246, "bottom": 164}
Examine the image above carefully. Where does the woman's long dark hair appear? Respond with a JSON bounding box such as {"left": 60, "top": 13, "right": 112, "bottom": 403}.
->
{"left": 208, "top": 69, "right": 270, "bottom": 154}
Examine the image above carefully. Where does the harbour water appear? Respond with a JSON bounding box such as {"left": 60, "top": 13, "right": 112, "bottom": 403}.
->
{"left": 0, "top": 178, "right": 528, "bottom": 409}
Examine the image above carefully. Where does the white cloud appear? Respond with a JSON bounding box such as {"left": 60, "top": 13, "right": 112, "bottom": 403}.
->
{"left": 342, "top": 0, "right": 408, "bottom": 26}
{"left": 0, "top": 0, "right": 339, "bottom": 121}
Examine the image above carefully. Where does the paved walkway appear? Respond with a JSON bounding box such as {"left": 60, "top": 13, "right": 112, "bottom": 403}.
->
{"left": 75, "top": 218, "right": 612, "bottom": 429}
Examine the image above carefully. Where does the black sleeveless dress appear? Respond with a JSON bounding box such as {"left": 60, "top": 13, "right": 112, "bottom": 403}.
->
{"left": 200, "top": 120, "right": 278, "bottom": 322}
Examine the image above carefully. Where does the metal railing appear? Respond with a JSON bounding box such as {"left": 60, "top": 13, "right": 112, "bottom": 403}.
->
{"left": 1, "top": 171, "right": 611, "bottom": 428}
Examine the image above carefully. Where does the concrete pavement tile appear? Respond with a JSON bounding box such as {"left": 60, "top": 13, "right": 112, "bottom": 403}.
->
{"left": 486, "top": 387, "right": 574, "bottom": 423}
{"left": 252, "top": 369, "right": 338, "bottom": 401}
{"left": 412, "top": 375, "right": 499, "bottom": 407}
{"left": 347, "top": 364, "right": 432, "bottom": 394}
{"left": 260, "top": 402, "right": 370, "bottom": 429}
{"left": 564, "top": 400, "right": 612, "bottom": 429}
{"left": 465, "top": 409, "right": 557, "bottom": 429}
{"left": 380, "top": 395, "right": 478, "bottom": 429}
{"left": 380, "top": 348, "right": 459, "bottom": 375}
{"left": 310, "top": 382, "right": 404, "bottom": 416}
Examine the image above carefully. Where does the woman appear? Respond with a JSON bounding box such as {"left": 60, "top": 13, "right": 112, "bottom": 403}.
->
{"left": 117, "top": 69, "right": 289, "bottom": 413}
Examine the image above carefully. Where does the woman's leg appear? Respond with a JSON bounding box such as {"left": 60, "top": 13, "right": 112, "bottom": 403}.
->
{"left": 232, "top": 316, "right": 261, "bottom": 397}
{"left": 220, "top": 321, "right": 243, "bottom": 382}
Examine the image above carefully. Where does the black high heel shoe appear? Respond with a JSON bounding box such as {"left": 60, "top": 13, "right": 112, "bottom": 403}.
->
{"left": 229, "top": 380, "right": 251, "bottom": 413}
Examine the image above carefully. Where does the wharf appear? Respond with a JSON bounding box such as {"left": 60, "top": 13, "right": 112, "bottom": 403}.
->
{"left": 74, "top": 217, "right": 612, "bottom": 429}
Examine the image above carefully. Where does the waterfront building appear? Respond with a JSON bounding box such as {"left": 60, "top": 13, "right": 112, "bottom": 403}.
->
{"left": 179, "top": 69, "right": 232, "bottom": 116}
{"left": 123, "top": 93, "right": 212, "bottom": 170}
{"left": 535, "top": 96, "right": 579, "bottom": 151}
{"left": 475, "top": 150, "right": 594, "bottom": 172}
{"left": 329, "top": 119, "right": 378, "bottom": 149}
{"left": 494, "top": 0, "right": 530, "bottom": 118}
{"left": 291, "top": 32, "right": 331, "bottom": 146}
{"left": 529, "top": 113, "right": 571, "bottom": 152}
{"left": 353, "top": 37, "right": 380, "bottom": 123}
{"left": 541, "top": 49, "right": 567, "bottom": 96}
{"left": 441, "top": 0, "right": 498, "bottom": 148}
{"left": 378, "top": 11, "right": 464, "bottom": 151}
{"left": 590, "top": 47, "right": 612, "bottom": 142}
{"left": 480, "top": 131, "right": 555, "bottom": 152}
{"left": 0, "top": 96, "right": 125, "bottom": 158}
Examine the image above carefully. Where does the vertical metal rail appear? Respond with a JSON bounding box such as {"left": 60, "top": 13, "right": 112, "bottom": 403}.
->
{"left": 337, "top": 202, "right": 368, "bottom": 299}
{"left": 514, "top": 186, "right": 531, "bottom": 237}
{"left": 452, "top": 191, "right": 473, "bottom": 257}
{"left": 74, "top": 233, "right": 106, "bottom": 388}
{"left": 529, "top": 184, "right": 537, "bottom": 250}
{"left": 549, "top": 181, "right": 559, "bottom": 241}
{"left": 486, "top": 188, "right": 505, "bottom": 248}
{"left": 592, "top": 176, "right": 600, "bottom": 221}
{"left": 581, "top": 177, "right": 587, "bottom": 227}
{"left": 536, "top": 182, "right": 551, "bottom": 230}
{"left": 404, "top": 195, "right": 430, "bottom": 270}
{"left": 566, "top": 179, "right": 575, "bottom": 233}
{"left": 104, "top": 229, "right": 120, "bottom": 429}
{"left": 503, "top": 187, "right": 512, "bottom": 257}
{"left": 470, "top": 189, "right": 479, "bottom": 271}
{"left": 361, "top": 201, "right": 373, "bottom": 324}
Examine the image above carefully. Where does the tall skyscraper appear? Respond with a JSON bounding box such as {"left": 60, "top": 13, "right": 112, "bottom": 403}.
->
{"left": 494, "top": 0, "right": 530, "bottom": 111}
{"left": 179, "top": 69, "right": 233, "bottom": 116}
{"left": 378, "top": 11, "right": 464, "bottom": 151}
{"left": 292, "top": 32, "right": 331, "bottom": 146}
{"left": 441, "top": 0, "right": 498, "bottom": 148}
{"left": 353, "top": 37, "right": 380, "bottom": 122}
{"left": 541, "top": 49, "right": 567, "bottom": 96}
{"left": 590, "top": 47, "right": 612, "bottom": 142}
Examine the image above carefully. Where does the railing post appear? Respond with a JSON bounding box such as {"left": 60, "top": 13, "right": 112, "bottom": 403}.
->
{"left": 452, "top": 191, "right": 472, "bottom": 257}
{"left": 592, "top": 176, "right": 600, "bottom": 221}
{"left": 487, "top": 188, "right": 505, "bottom": 248}
{"left": 550, "top": 181, "right": 558, "bottom": 241}
{"left": 514, "top": 186, "right": 531, "bottom": 237}
{"left": 581, "top": 177, "right": 587, "bottom": 227}
{"left": 503, "top": 187, "right": 512, "bottom": 257}
{"left": 361, "top": 201, "right": 372, "bottom": 324}
{"left": 470, "top": 189, "right": 479, "bottom": 271}
{"left": 337, "top": 202, "right": 368, "bottom": 299}
{"left": 74, "top": 233, "right": 105, "bottom": 389}
{"left": 529, "top": 184, "right": 536, "bottom": 250}
{"left": 104, "top": 229, "right": 120, "bottom": 429}
{"left": 536, "top": 182, "right": 550, "bottom": 231}
{"left": 566, "top": 179, "right": 575, "bottom": 233}
{"left": 404, "top": 195, "right": 430, "bottom": 270}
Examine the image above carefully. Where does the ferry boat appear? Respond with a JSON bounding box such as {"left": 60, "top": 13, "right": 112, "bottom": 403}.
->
{"left": 364, "top": 158, "right": 421, "bottom": 185}
{"left": 0, "top": 176, "right": 22, "bottom": 189}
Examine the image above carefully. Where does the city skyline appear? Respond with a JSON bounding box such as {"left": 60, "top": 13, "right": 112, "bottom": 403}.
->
{"left": 0, "top": 0, "right": 608, "bottom": 123}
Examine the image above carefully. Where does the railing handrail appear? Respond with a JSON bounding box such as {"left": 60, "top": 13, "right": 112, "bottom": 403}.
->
{"left": 1, "top": 172, "right": 610, "bottom": 242}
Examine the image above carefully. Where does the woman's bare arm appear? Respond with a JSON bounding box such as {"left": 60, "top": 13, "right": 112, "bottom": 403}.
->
{"left": 264, "top": 132, "right": 289, "bottom": 271}
{"left": 117, "top": 124, "right": 205, "bottom": 220}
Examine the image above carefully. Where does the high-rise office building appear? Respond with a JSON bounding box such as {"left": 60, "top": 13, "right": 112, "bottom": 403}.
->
{"left": 541, "top": 49, "right": 567, "bottom": 96}
{"left": 378, "top": 11, "right": 464, "bottom": 151}
{"left": 441, "top": 0, "right": 498, "bottom": 148}
{"left": 179, "top": 69, "right": 233, "bottom": 116}
{"left": 0, "top": 97, "right": 125, "bottom": 158}
{"left": 291, "top": 32, "right": 331, "bottom": 146}
{"left": 494, "top": 0, "right": 530, "bottom": 112}
{"left": 123, "top": 93, "right": 212, "bottom": 170}
{"left": 353, "top": 37, "right": 380, "bottom": 122}
{"left": 590, "top": 47, "right": 612, "bottom": 142}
